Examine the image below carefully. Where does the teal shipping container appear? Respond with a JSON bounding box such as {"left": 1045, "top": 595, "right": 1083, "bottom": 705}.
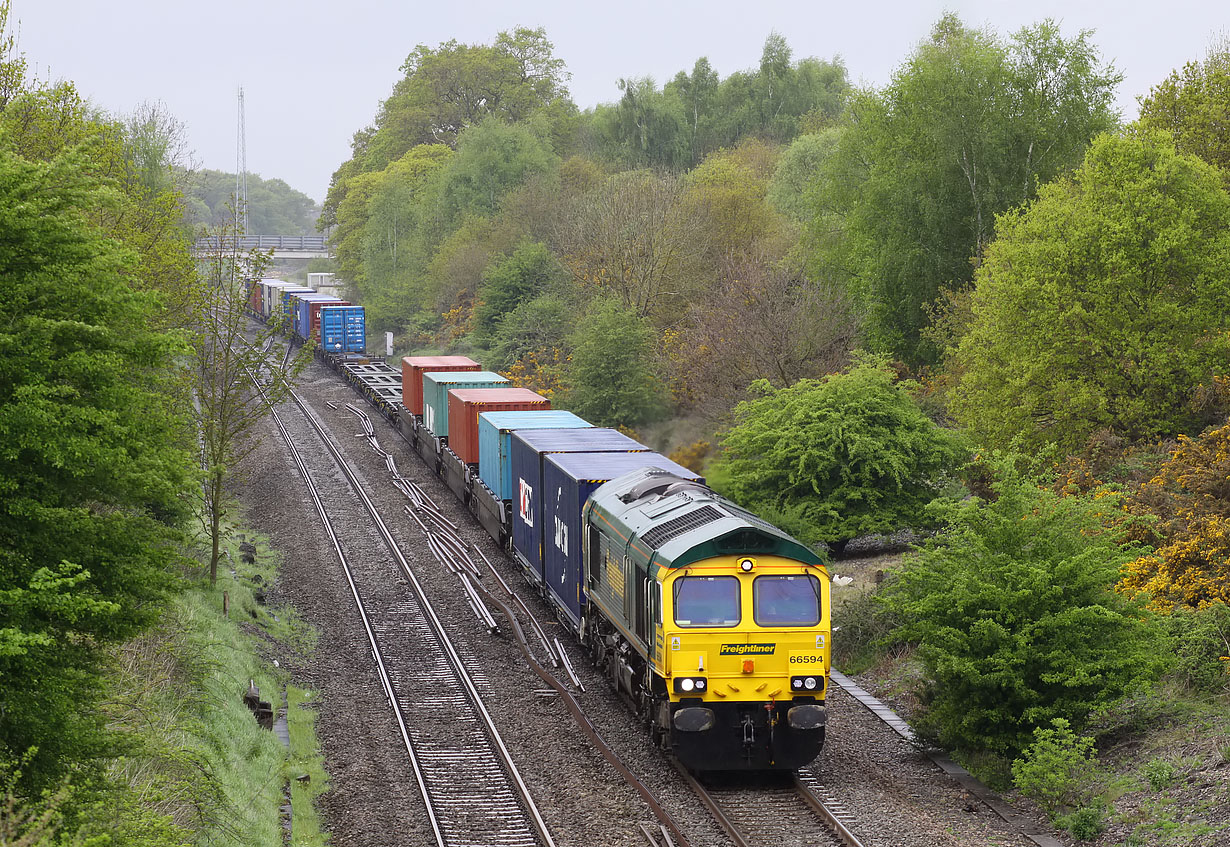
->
{"left": 477, "top": 410, "right": 592, "bottom": 500}
{"left": 422, "top": 371, "right": 508, "bottom": 437}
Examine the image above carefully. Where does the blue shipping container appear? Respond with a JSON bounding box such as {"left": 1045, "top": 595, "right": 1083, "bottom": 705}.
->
{"left": 509, "top": 428, "right": 648, "bottom": 583}
{"left": 320, "top": 305, "right": 366, "bottom": 353}
{"left": 477, "top": 410, "right": 592, "bottom": 500}
{"left": 542, "top": 452, "right": 703, "bottom": 627}
{"left": 277, "top": 288, "right": 314, "bottom": 324}
{"left": 293, "top": 294, "right": 343, "bottom": 340}
{"left": 421, "top": 371, "right": 508, "bottom": 436}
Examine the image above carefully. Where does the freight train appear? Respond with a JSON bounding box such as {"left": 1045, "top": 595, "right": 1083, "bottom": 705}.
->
{"left": 250, "top": 279, "right": 832, "bottom": 771}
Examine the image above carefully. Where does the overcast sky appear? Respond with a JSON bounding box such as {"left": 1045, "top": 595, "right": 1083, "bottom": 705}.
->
{"left": 11, "top": 0, "right": 1229, "bottom": 205}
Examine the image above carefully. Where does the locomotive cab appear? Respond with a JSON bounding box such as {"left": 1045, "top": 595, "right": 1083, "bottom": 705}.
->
{"left": 582, "top": 468, "right": 831, "bottom": 771}
{"left": 660, "top": 556, "right": 830, "bottom": 770}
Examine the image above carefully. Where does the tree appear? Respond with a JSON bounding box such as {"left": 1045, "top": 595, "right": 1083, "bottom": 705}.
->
{"left": 682, "top": 139, "right": 789, "bottom": 261}
{"left": 184, "top": 168, "right": 318, "bottom": 235}
{"left": 473, "top": 240, "right": 565, "bottom": 342}
{"left": 768, "top": 129, "right": 844, "bottom": 224}
{"left": 667, "top": 255, "right": 859, "bottom": 421}
{"left": 879, "top": 459, "right": 1165, "bottom": 757}
{"left": 708, "top": 358, "right": 966, "bottom": 550}
{"left": 817, "top": 15, "right": 1121, "bottom": 366}
{"left": 358, "top": 143, "right": 453, "bottom": 330}
{"left": 0, "top": 144, "right": 190, "bottom": 791}
{"left": 1139, "top": 45, "right": 1230, "bottom": 171}
{"left": 562, "top": 299, "right": 666, "bottom": 428}
{"left": 949, "top": 130, "right": 1230, "bottom": 454}
{"left": 322, "top": 27, "right": 572, "bottom": 232}
{"left": 555, "top": 169, "right": 708, "bottom": 322}
{"left": 192, "top": 226, "right": 311, "bottom": 586}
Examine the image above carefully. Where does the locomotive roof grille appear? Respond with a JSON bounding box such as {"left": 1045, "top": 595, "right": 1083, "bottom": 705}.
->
{"left": 639, "top": 505, "right": 723, "bottom": 549}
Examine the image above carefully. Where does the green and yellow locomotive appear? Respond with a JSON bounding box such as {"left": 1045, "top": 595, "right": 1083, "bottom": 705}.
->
{"left": 581, "top": 468, "right": 830, "bottom": 770}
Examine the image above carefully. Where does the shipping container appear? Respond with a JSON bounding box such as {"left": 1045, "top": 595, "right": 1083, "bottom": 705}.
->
{"left": 421, "top": 371, "right": 508, "bottom": 436}
{"left": 293, "top": 294, "right": 348, "bottom": 341}
{"left": 447, "top": 388, "right": 551, "bottom": 465}
{"left": 509, "top": 428, "right": 649, "bottom": 584}
{"left": 260, "top": 280, "right": 299, "bottom": 320}
{"left": 400, "top": 356, "right": 480, "bottom": 413}
{"left": 319, "top": 305, "right": 366, "bottom": 353}
{"left": 276, "top": 287, "right": 314, "bottom": 325}
{"left": 247, "top": 278, "right": 265, "bottom": 314}
{"left": 542, "top": 452, "right": 703, "bottom": 626}
{"left": 477, "top": 410, "right": 592, "bottom": 501}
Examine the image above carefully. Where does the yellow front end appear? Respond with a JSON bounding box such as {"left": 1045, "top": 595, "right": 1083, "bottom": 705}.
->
{"left": 654, "top": 555, "right": 831, "bottom": 770}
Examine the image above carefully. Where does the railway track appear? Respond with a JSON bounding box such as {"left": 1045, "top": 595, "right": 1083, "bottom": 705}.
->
{"left": 264, "top": 341, "right": 1057, "bottom": 847}
{"left": 672, "top": 764, "right": 864, "bottom": 847}
{"left": 249, "top": 357, "right": 555, "bottom": 847}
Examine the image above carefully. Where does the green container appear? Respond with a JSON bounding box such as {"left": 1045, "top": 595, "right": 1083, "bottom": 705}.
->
{"left": 421, "top": 371, "right": 508, "bottom": 436}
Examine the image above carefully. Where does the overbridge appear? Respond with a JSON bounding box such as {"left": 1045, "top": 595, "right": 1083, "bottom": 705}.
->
{"left": 192, "top": 235, "right": 332, "bottom": 259}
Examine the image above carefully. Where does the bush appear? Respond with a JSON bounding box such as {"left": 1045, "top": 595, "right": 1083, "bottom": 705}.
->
{"left": 1012, "top": 719, "right": 1098, "bottom": 816}
{"left": 832, "top": 587, "right": 902, "bottom": 672}
{"left": 880, "top": 458, "right": 1167, "bottom": 757}
{"left": 1160, "top": 602, "right": 1230, "bottom": 694}
{"left": 1057, "top": 801, "right": 1108, "bottom": 841}
{"left": 1141, "top": 758, "right": 1178, "bottom": 790}
{"left": 709, "top": 356, "right": 967, "bottom": 549}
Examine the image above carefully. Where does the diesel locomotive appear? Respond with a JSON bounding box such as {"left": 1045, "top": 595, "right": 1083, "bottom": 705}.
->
{"left": 252, "top": 281, "right": 832, "bottom": 770}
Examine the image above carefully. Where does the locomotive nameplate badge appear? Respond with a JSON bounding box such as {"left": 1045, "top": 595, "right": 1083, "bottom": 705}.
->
{"left": 719, "top": 643, "right": 775, "bottom": 656}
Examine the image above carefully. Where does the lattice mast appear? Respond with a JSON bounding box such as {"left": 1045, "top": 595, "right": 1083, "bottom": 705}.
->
{"left": 235, "top": 86, "right": 248, "bottom": 235}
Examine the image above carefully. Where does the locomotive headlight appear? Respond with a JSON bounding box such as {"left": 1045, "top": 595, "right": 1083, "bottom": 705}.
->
{"left": 739, "top": 558, "right": 755, "bottom": 572}
{"left": 674, "top": 677, "right": 708, "bottom": 694}
{"left": 791, "top": 676, "right": 824, "bottom": 694}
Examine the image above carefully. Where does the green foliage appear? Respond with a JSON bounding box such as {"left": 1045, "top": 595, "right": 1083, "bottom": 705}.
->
{"left": 431, "top": 119, "right": 559, "bottom": 234}
{"left": 0, "top": 143, "right": 190, "bottom": 792}
{"left": 323, "top": 27, "right": 571, "bottom": 231}
{"left": 1141, "top": 757, "right": 1178, "bottom": 790}
{"left": 183, "top": 168, "right": 318, "bottom": 234}
{"left": 831, "top": 588, "right": 902, "bottom": 672}
{"left": 356, "top": 144, "right": 453, "bottom": 330}
{"left": 1056, "top": 801, "right": 1108, "bottom": 841}
{"left": 562, "top": 299, "right": 666, "bottom": 428}
{"left": 1011, "top": 718, "right": 1099, "bottom": 816}
{"left": 1159, "top": 603, "right": 1230, "bottom": 694}
{"left": 1139, "top": 46, "right": 1230, "bottom": 171}
{"left": 474, "top": 241, "right": 566, "bottom": 343}
{"left": 879, "top": 459, "right": 1167, "bottom": 757}
{"left": 814, "top": 14, "right": 1120, "bottom": 366}
{"left": 709, "top": 358, "right": 967, "bottom": 549}
{"left": 589, "top": 35, "right": 849, "bottom": 170}
{"left": 949, "top": 130, "right": 1230, "bottom": 454}
{"left": 767, "top": 129, "right": 843, "bottom": 223}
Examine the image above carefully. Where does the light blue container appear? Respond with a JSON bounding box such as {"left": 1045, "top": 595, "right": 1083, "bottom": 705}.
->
{"left": 477, "top": 410, "right": 592, "bottom": 500}
{"left": 421, "top": 371, "right": 508, "bottom": 437}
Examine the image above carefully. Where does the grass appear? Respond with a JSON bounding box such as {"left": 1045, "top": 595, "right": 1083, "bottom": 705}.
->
{"left": 91, "top": 507, "right": 331, "bottom": 847}
{"left": 285, "top": 686, "right": 330, "bottom": 846}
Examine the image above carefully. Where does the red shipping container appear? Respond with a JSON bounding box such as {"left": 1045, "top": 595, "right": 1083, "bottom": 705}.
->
{"left": 400, "top": 355, "right": 479, "bottom": 413}
{"left": 248, "top": 280, "right": 263, "bottom": 315}
{"left": 447, "top": 387, "right": 551, "bottom": 464}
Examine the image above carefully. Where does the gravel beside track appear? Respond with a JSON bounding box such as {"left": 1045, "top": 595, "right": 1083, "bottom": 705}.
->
{"left": 238, "top": 356, "right": 1068, "bottom": 847}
